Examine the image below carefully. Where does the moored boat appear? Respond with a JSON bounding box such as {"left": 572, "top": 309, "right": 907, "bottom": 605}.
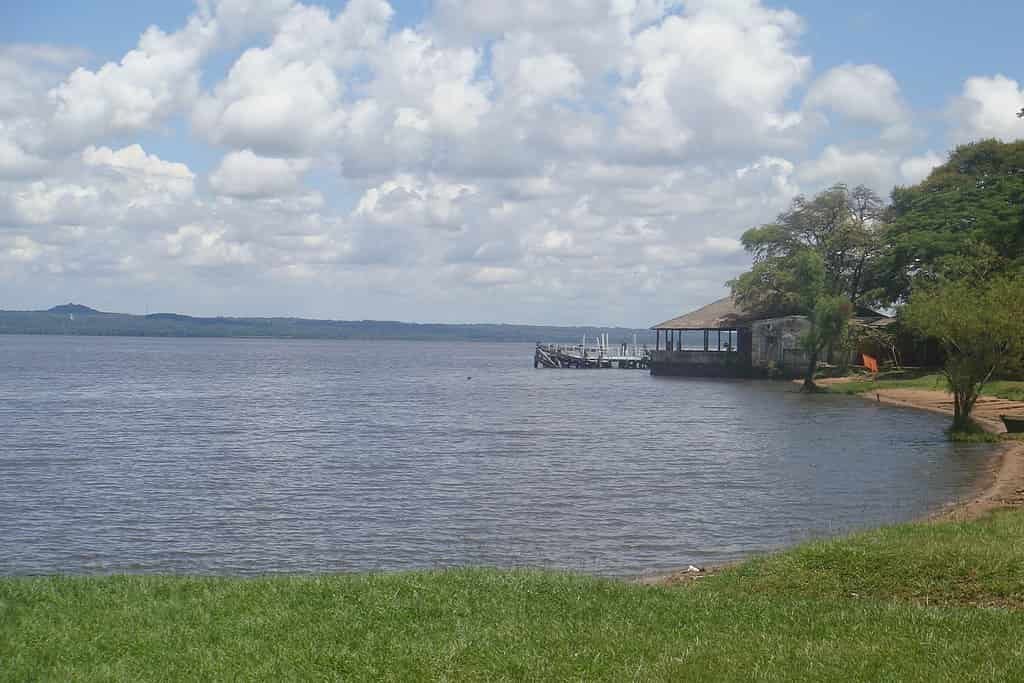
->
{"left": 1001, "top": 415, "right": 1024, "bottom": 433}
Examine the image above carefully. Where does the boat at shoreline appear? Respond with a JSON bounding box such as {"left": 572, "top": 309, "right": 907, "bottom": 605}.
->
{"left": 1001, "top": 415, "right": 1024, "bottom": 433}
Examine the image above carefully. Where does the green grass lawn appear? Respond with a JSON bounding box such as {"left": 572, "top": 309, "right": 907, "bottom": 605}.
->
{"left": 825, "top": 373, "right": 1024, "bottom": 402}
{"left": 3, "top": 512, "right": 1024, "bottom": 681}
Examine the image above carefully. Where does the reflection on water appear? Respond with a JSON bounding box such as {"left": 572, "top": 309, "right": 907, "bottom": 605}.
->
{"left": 0, "top": 335, "right": 996, "bottom": 576}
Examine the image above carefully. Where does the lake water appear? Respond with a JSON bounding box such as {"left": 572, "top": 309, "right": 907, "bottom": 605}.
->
{"left": 0, "top": 335, "right": 996, "bottom": 577}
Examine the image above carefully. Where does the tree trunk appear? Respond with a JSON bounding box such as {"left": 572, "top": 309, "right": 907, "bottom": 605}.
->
{"left": 802, "top": 348, "right": 819, "bottom": 392}
{"left": 952, "top": 387, "right": 979, "bottom": 432}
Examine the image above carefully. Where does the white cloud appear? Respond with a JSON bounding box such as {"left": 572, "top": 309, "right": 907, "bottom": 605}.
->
{"left": 164, "top": 224, "right": 254, "bottom": 267}
{"left": 201, "top": 0, "right": 296, "bottom": 41}
{"left": 2, "top": 0, "right": 1015, "bottom": 324}
{"left": 1, "top": 235, "right": 47, "bottom": 263}
{"left": 82, "top": 144, "right": 194, "bottom": 197}
{"left": 702, "top": 236, "right": 743, "bottom": 255}
{"left": 355, "top": 175, "right": 478, "bottom": 230}
{"left": 805, "top": 64, "right": 908, "bottom": 126}
{"left": 209, "top": 149, "right": 310, "bottom": 197}
{"left": 0, "top": 133, "right": 48, "bottom": 179}
{"left": 369, "top": 30, "right": 491, "bottom": 137}
{"left": 193, "top": 0, "right": 393, "bottom": 156}
{"left": 617, "top": 1, "right": 810, "bottom": 159}
{"left": 466, "top": 266, "right": 528, "bottom": 286}
{"left": 491, "top": 36, "right": 583, "bottom": 108}
{"left": 48, "top": 15, "right": 218, "bottom": 147}
{"left": 797, "top": 145, "right": 900, "bottom": 191}
{"left": 899, "top": 151, "right": 944, "bottom": 185}
{"left": 193, "top": 47, "right": 346, "bottom": 156}
{"left": 10, "top": 181, "right": 100, "bottom": 226}
{"left": 949, "top": 74, "right": 1024, "bottom": 143}
{"left": 0, "top": 45, "right": 87, "bottom": 172}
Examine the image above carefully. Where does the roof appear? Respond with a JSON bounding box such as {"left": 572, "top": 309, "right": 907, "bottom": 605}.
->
{"left": 652, "top": 297, "right": 897, "bottom": 331}
{"left": 651, "top": 296, "right": 749, "bottom": 330}
{"left": 853, "top": 314, "right": 897, "bottom": 328}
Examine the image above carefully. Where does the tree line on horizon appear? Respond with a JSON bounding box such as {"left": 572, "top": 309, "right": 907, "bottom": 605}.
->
{"left": 729, "top": 137, "right": 1024, "bottom": 432}
{"left": 0, "top": 308, "right": 656, "bottom": 346}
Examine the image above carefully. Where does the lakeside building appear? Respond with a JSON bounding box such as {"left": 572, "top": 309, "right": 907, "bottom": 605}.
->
{"left": 649, "top": 297, "right": 896, "bottom": 378}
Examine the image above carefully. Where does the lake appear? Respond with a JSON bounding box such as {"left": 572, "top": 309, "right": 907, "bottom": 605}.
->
{"left": 0, "top": 335, "right": 995, "bottom": 577}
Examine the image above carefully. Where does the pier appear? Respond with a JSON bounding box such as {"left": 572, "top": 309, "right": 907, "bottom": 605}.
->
{"left": 534, "top": 335, "right": 649, "bottom": 369}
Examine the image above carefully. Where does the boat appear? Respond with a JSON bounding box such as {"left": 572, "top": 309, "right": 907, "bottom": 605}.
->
{"left": 1001, "top": 415, "right": 1024, "bottom": 433}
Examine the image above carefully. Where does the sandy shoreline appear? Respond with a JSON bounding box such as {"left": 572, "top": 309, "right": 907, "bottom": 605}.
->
{"left": 639, "top": 383, "right": 1024, "bottom": 586}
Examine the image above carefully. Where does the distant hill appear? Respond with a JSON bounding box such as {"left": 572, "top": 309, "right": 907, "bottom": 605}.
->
{"left": 47, "top": 303, "right": 102, "bottom": 314}
{"left": 0, "top": 305, "right": 655, "bottom": 344}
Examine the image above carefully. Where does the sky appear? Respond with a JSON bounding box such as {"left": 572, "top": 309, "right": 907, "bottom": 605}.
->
{"left": 1, "top": 1, "right": 1022, "bottom": 326}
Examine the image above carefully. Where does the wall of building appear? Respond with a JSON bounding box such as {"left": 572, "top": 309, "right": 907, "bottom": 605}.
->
{"left": 750, "top": 316, "right": 810, "bottom": 377}
{"left": 648, "top": 350, "right": 752, "bottom": 377}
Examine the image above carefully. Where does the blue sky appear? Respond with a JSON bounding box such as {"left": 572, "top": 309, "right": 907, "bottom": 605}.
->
{"left": 7, "top": 1, "right": 1019, "bottom": 96}
{"left": 0, "top": 1, "right": 1021, "bottom": 324}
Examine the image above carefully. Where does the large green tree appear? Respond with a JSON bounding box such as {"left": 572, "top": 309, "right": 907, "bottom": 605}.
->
{"left": 800, "top": 293, "right": 854, "bottom": 391}
{"left": 881, "top": 139, "right": 1024, "bottom": 302}
{"left": 902, "top": 275, "right": 1024, "bottom": 432}
{"left": 730, "top": 185, "right": 874, "bottom": 388}
{"left": 731, "top": 184, "right": 886, "bottom": 316}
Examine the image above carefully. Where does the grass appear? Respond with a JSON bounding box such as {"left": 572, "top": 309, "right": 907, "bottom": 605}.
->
{"left": 947, "top": 423, "right": 1003, "bottom": 443}
{"left": 3, "top": 512, "right": 1024, "bottom": 681}
{"left": 823, "top": 372, "right": 1024, "bottom": 402}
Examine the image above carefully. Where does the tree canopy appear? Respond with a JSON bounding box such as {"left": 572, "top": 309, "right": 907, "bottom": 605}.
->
{"left": 881, "top": 139, "right": 1024, "bottom": 302}
{"left": 725, "top": 138, "right": 1024, "bottom": 393}
{"left": 902, "top": 274, "right": 1024, "bottom": 431}
{"left": 730, "top": 184, "right": 885, "bottom": 317}
{"left": 729, "top": 185, "right": 874, "bottom": 388}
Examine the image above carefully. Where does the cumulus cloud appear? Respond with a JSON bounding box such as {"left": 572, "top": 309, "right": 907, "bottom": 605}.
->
{"left": 949, "top": 75, "right": 1024, "bottom": 143}
{"left": 805, "top": 63, "right": 908, "bottom": 126}
{"left": 617, "top": 0, "right": 810, "bottom": 160}
{"left": 193, "top": 0, "right": 394, "bottom": 157}
{"left": 899, "top": 151, "right": 945, "bottom": 185}
{"left": 209, "top": 150, "right": 310, "bottom": 197}
{"left": 355, "top": 175, "right": 478, "bottom": 230}
{"left": 164, "top": 223, "right": 255, "bottom": 267}
{"left": 200, "top": 0, "right": 296, "bottom": 41}
{"left": 0, "top": 133, "right": 48, "bottom": 179}
{"left": 491, "top": 36, "right": 584, "bottom": 108}
{"left": 82, "top": 144, "right": 195, "bottom": 197}
{"left": 48, "top": 16, "right": 218, "bottom": 148}
{"left": 192, "top": 47, "right": 346, "bottom": 156}
{"left": 0, "top": 0, "right": 1006, "bottom": 323}
{"left": 797, "top": 145, "right": 901, "bottom": 192}
{"left": 0, "top": 45, "right": 87, "bottom": 176}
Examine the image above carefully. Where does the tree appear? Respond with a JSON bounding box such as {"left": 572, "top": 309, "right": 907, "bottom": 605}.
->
{"left": 730, "top": 185, "right": 881, "bottom": 389}
{"left": 800, "top": 294, "right": 854, "bottom": 391}
{"left": 902, "top": 275, "right": 1024, "bottom": 432}
{"left": 881, "top": 139, "right": 1024, "bottom": 303}
{"left": 732, "top": 184, "right": 886, "bottom": 314}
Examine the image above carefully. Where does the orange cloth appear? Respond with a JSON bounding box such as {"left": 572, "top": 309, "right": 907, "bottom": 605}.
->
{"left": 863, "top": 354, "right": 879, "bottom": 373}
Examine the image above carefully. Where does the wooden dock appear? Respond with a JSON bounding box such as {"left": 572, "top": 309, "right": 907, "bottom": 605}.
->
{"left": 534, "top": 335, "right": 649, "bottom": 369}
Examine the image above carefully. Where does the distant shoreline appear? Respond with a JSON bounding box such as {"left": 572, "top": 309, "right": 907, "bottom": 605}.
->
{"left": 0, "top": 331, "right": 559, "bottom": 343}
{"left": 0, "top": 307, "right": 655, "bottom": 345}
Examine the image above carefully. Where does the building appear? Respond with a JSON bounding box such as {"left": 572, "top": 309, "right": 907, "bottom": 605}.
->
{"left": 650, "top": 297, "right": 894, "bottom": 378}
{"left": 649, "top": 297, "right": 753, "bottom": 377}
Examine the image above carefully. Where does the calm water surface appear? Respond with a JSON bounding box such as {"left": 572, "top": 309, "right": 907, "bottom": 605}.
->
{"left": 0, "top": 335, "right": 995, "bottom": 576}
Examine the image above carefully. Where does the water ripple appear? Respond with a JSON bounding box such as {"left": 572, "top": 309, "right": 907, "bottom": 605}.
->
{"left": 0, "top": 336, "right": 997, "bottom": 577}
